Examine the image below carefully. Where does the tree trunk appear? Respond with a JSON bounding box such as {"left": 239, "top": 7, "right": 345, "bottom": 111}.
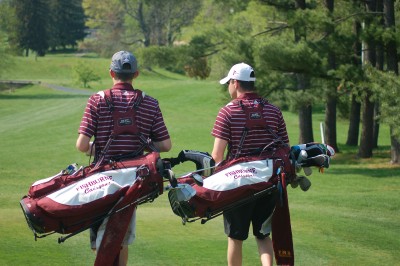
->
{"left": 323, "top": 0, "right": 339, "bottom": 152}
{"left": 390, "top": 129, "right": 400, "bottom": 164}
{"left": 346, "top": 19, "right": 362, "bottom": 146}
{"left": 346, "top": 96, "right": 361, "bottom": 146}
{"left": 294, "top": 0, "right": 313, "bottom": 144}
{"left": 358, "top": 0, "right": 376, "bottom": 158}
{"left": 296, "top": 74, "right": 314, "bottom": 143}
{"left": 359, "top": 96, "right": 374, "bottom": 157}
{"left": 373, "top": 101, "right": 380, "bottom": 149}
{"left": 137, "top": 1, "right": 150, "bottom": 47}
{"left": 373, "top": 0, "right": 384, "bottom": 149}
{"left": 384, "top": 0, "right": 400, "bottom": 163}
{"left": 299, "top": 104, "right": 314, "bottom": 144}
{"left": 325, "top": 93, "right": 338, "bottom": 150}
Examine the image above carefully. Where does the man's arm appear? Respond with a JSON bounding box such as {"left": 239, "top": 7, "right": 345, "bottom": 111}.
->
{"left": 76, "top": 134, "right": 94, "bottom": 155}
{"left": 211, "top": 137, "right": 228, "bottom": 164}
{"left": 154, "top": 138, "right": 172, "bottom": 152}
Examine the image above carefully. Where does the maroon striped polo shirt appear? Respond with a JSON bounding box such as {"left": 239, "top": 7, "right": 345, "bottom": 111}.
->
{"left": 79, "top": 83, "right": 170, "bottom": 159}
{"left": 212, "top": 92, "right": 289, "bottom": 159}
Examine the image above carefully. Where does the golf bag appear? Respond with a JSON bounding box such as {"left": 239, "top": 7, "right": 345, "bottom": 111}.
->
{"left": 168, "top": 144, "right": 295, "bottom": 223}
{"left": 168, "top": 142, "right": 334, "bottom": 223}
{"left": 20, "top": 152, "right": 167, "bottom": 240}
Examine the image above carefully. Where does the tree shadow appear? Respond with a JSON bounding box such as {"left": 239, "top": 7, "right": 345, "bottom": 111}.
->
{"left": 141, "top": 68, "right": 183, "bottom": 80}
{"left": 328, "top": 166, "right": 399, "bottom": 178}
{"left": 0, "top": 82, "right": 92, "bottom": 99}
{"left": 318, "top": 143, "right": 399, "bottom": 178}
{"left": 0, "top": 93, "right": 89, "bottom": 100}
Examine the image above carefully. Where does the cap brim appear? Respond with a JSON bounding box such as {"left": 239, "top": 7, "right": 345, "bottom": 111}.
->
{"left": 219, "top": 76, "right": 230, "bottom": 84}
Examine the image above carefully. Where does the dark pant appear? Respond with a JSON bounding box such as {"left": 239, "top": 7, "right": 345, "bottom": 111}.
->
{"left": 223, "top": 190, "right": 277, "bottom": 241}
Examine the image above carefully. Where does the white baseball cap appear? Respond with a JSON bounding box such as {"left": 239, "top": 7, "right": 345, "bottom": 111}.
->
{"left": 219, "top": 63, "right": 256, "bottom": 84}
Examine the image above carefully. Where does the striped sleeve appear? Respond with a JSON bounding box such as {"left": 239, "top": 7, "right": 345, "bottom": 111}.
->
{"left": 211, "top": 105, "right": 231, "bottom": 141}
{"left": 78, "top": 95, "right": 100, "bottom": 138}
{"left": 149, "top": 104, "right": 170, "bottom": 142}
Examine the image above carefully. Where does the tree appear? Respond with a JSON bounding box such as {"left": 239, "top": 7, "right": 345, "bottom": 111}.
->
{"left": 184, "top": 36, "right": 212, "bottom": 79}
{"left": 358, "top": 0, "right": 377, "bottom": 158}
{"left": 0, "top": 0, "right": 13, "bottom": 75}
{"left": 74, "top": 62, "right": 100, "bottom": 88}
{"left": 323, "top": 0, "right": 339, "bottom": 152}
{"left": 48, "top": 0, "right": 86, "bottom": 50}
{"left": 11, "top": 0, "right": 49, "bottom": 57}
{"left": 256, "top": 0, "right": 321, "bottom": 144}
{"left": 121, "top": 0, "right": 201, "bottom": 47}
{"left": 372, "top": 0, "right": 385, "bottom": 149}
{"left": 346, "top": 16, "right": 362, "bottom": 146}
{"left": 292, "top": 0, "right": 314, "bottom": 144}
{"left": 82, "top": 0, "right": 125, "bottom": 56}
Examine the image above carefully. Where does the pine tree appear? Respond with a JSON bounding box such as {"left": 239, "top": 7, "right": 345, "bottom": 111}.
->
{"left": 48, "top": 0, "right": 86, "bottom": 50}
{"left": 12, "top": 0, "right": 49, "bottom": 57}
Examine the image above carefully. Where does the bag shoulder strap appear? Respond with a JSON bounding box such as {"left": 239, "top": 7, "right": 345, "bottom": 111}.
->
{"left": 93, "top": 89, "right": 156, "bottom": 167}
{"left": 233, "top": 99, "right": 285, "bottom": 159}
{"left": 103, "top": 89, "right": 144, "bottom": 111}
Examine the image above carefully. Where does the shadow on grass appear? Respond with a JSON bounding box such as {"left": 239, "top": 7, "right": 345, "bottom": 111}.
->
{"left": 0, "top": 93, "right": 89, "bottom": 100}
{"left": 0, "top": 82, "right": 93, "bottom": 98}
{"left": 0, "top": 82, "right": 94, "bottom": 98}
{"left": 334, "top": 144, "right": 392, "bottom": 163}
{"left": 327, "top": 144, "right": 399, "bottom": 178}
{"left": 329, "top": 166, "right": 399, "bottom": 178}
{"left": 140, "top": 68, "right": 183, "bottom": 80}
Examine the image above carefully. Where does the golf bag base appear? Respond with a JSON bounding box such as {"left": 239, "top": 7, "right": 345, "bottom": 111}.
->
{"left": 20, "top": 152, "right": 167, "bottom": 240}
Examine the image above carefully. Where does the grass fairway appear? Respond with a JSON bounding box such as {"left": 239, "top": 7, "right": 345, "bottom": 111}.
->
{"left": 1, "top": 54, "right": 399, "bottom": 265}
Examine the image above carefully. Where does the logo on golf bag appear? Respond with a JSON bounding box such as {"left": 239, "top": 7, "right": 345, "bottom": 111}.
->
{"left": 249, "top": 112, "right": 262, "bottom": 120}
{"left": 118, "top": 117, "right": 133, "bottom": 126}
{"left": 75, "top": 174, "right": 114, "bottom": 194}
{"left": 278, "top": 249, "right": 293, "bottom": 258}
{"left": 225, "top": 167, "right": 257, "bottom": 179}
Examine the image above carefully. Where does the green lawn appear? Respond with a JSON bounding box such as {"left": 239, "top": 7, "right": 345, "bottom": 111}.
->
{"left": 0, "top": 54, "right": 399, "bottom": 265}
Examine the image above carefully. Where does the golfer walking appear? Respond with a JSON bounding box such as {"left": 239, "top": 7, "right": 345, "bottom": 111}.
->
{"left": 76, "top": 50, "right": 172, "bottom": 265}
{"left": 211, "top": 63, "right": 290, "bottom": 266}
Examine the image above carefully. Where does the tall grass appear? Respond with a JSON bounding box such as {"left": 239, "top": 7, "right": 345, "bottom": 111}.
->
{"left": 0, "top": 54, "right": 399, "bottom": 265}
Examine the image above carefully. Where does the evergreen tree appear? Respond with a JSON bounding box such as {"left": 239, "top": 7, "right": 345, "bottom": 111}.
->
{"left": 323, "top": 0, "right": 339, "bottom": 152}
{"left": 48, "top": 0, "right": 86, "bottom": 50}
{"left": 11, "top": 0, "right": 49, "bottom": 57}
{"left": 346, "top": 12, "right": 362, "bottom": 146}
{"left": 0, "top": 0, "right": 14, "bottom": 74}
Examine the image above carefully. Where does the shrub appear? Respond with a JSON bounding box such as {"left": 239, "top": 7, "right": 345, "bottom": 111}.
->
{"left": 73, "top": 62, "right": 100, "bottom": 88}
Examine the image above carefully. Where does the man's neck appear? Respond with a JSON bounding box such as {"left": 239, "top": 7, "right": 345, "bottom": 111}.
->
{"left": 112, "top": 78, "right": 132, "bottom": 85}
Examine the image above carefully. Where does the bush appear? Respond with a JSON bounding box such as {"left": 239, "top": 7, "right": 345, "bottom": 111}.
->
{"left": 136, "top": 46, "right": 187, "bottom": 74}
{"left": 73, "top": 62, "right": 100, "bottom": 88}
{"left": 135, "top": 45, "right": 211, "bottom": 79}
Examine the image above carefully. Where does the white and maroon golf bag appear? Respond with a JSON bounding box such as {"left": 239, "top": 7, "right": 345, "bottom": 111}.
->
{"left": 168, "top": 142, "right": 334, "bottom": 223}
{"left": 20, "top": 152, "right": 169, "bottom": 240}
{"left": 167, "top": 145, "right": 295, "bottom": 222}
